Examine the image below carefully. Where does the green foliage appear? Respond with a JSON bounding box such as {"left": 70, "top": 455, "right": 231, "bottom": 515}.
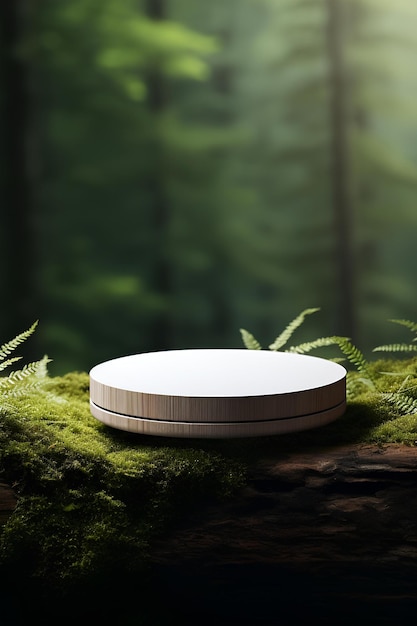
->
{"left": 268, "top": 307, "right": 321, "bottom": 351}
{"left": 3, "top": 0, "right": 417, "bottom": 372}
{"left": 0, "top": 322, "right": 51, "bottom": 400}
{"left": 239, "top": 327, "right": 261, "bottom": 350}
{"left": 96, "top": 6, "right": 218, "bottom": 97}
{"left": 241, "top": 307, "right": 417, "bottom": 416}
{"left": 382, "top": 390, "right": 417, "bottom": 416}
{"left": 241, "top": 308, "right": 347, "bottom": 356}
{"left": 373, "top": 318, "right": 417, "bottom": 353}
{"left": 370, "top": 317, "right": 417, "bottom": 415}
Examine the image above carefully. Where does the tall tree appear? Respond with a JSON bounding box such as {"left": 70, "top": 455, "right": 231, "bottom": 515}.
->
{"left": 29, "top": 0, "right": 219, "bottom": 372}
{"left": 229, "top": 0, "right": 417, "bottom": 351}
{"left": 326, "top": 0, "right": 357, "bottom": 341}
{"left": 143, "top": 0, "right": 172, "bottom": 350}
{"left": 0, "top": 0, "right": 40, "bottom": 353}
{"left": 347, "top": 0, "right": 417, "bottom": 346}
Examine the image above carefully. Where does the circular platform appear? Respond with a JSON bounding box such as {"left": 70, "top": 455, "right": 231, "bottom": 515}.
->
{"left": 89, "top": 349, "right": 346, "bottom": 438}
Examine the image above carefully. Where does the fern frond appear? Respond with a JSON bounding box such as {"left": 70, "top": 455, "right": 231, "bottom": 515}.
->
{"left": 268, "top": 308, "right": 320, "bottom": 351}
{"left": 373, "top": 343, "right": 417, "bottom": 353}
{"left": 0, "top": 355, "right": 51, "bottom": 399}
{"left": 387, "top": 318, "right": 417, "bottom": 334}
{"left": 333, "top": 337, "right": 372, "bottom": 377}
{"left": 0, "top": 324, "right": 51, "bottom": 403}
{"left": 239, "top": 328, "right": 262, "bottom": 350}
{"left": 0, "top": 320, "right": 38, "bottom": 361}
{"left": 382, "top": 392, "right": 417, "bottom": 415}
{"left": 286, "top": 335, "right": 349, "bottom": 354}
{"left": 345, "top": 383, "right": 357, "bottom": 402}
{"left": 0, "top": 356, "right": 22, "bottom": 372}
{"left": 34, "top": 354, "right": 51, "bottom": 379}
{"left": 346, "top": 374, "right": 376, "bottom": 400}
{"left": 1, "top": 380, "right": 49, "bottom": 400}
{"left": 373, "top": 319, "right": 417, "bottom": 353}
{"left": 0, "top": 355, "right": 51, "bottom": 388}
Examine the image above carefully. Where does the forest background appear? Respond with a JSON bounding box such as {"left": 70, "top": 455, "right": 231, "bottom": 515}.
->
{"left": 1, "top": 0, "right": 416, "bottom": 376}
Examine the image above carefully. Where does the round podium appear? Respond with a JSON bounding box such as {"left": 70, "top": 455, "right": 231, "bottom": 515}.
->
{"left": 89, "top": 349, "right": 346, "bottom": 438}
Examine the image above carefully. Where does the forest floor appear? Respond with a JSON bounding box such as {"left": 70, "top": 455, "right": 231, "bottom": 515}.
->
{"left": 148, "top": 443, "right": 417, "bottom": 625}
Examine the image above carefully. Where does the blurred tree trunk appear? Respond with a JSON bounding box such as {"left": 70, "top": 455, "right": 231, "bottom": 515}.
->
{"left": 144, "top": 0, "right": 172, "bottom": 350}
{"left": 0, "top": 0, "right": 39, "bottom": 351}
{"left": 209, "top": 24, "right": 235, "bottom": 345}
{"left": 326, "top": 0, "right": 356, "bottom": 341}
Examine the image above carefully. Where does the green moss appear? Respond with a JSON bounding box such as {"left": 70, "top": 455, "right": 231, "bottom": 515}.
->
{"left": 0, "top": 371, "right": 245, "bottom": 599}
{"left": 370, "top": 413, "right": 417, "bottom": 445}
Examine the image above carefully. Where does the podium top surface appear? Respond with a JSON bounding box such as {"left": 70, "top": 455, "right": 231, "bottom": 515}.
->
{"left": 89, "top": 349, "right": 346, "bottom": 399}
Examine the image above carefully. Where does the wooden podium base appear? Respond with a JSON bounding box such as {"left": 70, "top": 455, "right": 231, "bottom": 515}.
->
{"left": 89, "top": 349, "right": 346, "bottom": 438}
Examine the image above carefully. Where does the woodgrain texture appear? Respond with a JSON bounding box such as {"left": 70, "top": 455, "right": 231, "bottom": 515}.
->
{"left": 89, "top": 350, "right": 346, "bottom": 438}
{"left": 90, "top": 378, "right": 346, "bottom": 423}
{"left": 90, "top": 398, "right": 346, "bottom": 438}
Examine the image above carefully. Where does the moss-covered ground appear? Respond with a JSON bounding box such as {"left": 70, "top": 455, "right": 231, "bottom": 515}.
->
{"left": 0, "top": 356, "right": 416, "bottom": 623}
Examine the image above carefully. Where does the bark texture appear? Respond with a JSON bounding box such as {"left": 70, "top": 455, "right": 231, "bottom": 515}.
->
{"left": 150, "top": 444, "right": 417, "bottom": 625}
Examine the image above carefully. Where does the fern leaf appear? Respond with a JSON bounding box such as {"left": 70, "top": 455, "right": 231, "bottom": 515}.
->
{"left": 373, "top": 343, "right": 417, "bottom": 353}
{"left": 346, "top": 375, "right": 376, "bottom": 400}
{"left": 382, "top": 392, "right": 417, "bottom": 415}
{"left": 357, "top": 376, "right": 377, "bottom": 390}
{"left": 334, "top": 337, "right": 371, "bottom": 375}
{"left": 1, "top": 378, "right": 49, "bottom": 399}
{"left": 34, "top": 354, "right": 51, "bottom": 378}
{"left": 0, "top": 324, "right": 50, "bottom": 402}
{"left": 240, "top": 328, "right": 262, "bottom": 350}
{"left": 0, "top": 356, "right": 51, "bottom": 390}
{"left": 286, "top": 335, "right": 349, "bottom": 354}
{"left": 387, "top": 318, "right": 417, "bottom": 334}
{"left": 0, "top": 320, "right": 38, "bottom": 361}
{"left": 0, "top": 356, "right": 22, "bottom": 372}
{"left": 373, "top": 319, "right": 417, "bottom": 353}
{"left": 268, "top": 308, "right": 320, "bottom": 351}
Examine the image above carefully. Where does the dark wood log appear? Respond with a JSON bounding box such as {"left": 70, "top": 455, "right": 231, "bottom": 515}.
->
{"left": 150, "top": 444, "right": 417, "bottom": 625}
